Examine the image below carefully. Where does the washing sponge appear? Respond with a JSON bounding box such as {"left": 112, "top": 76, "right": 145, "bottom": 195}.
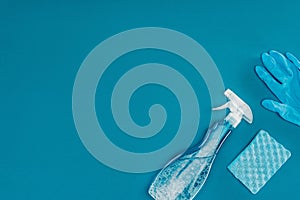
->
{"left": 228, "top": 130, "right": 291, "bottom": 194}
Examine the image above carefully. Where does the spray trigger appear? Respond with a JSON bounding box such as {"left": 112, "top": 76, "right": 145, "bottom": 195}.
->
{"left": 212, "top": 89, "right": 253, "bottom": 128}
{"left": 212, "top": 102, "right": 230, "bottom": 111}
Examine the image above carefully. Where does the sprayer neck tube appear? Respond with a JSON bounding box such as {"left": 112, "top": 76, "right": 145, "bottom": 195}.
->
{"left": 196, "top": 121, "right": 233, "bottom": 157}
{"left": 225, "top": 112, "right": 242, "bottom": 128}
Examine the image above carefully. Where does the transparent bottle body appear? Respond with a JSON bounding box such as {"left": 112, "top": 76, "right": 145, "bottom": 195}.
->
{"left": 149, "top": 121, "right": 233, "bottom": 200}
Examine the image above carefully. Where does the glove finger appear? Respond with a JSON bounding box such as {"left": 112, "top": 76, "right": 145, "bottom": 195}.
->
{"left": 281, "top": 106, "right": 300, "bottom": 127}
{"left": 268, "top": 50, "right": 293, "bottom": 77}
{"left": 261, "top": 52, "right": 290, "bottom": 83}
{"left": 286, "top": 52, "right": 300, "bottom": 71}
{"left": 262, "top": 99, "right": 286, "bottom": 113}
{"left": 262, "top": 99, "right": 300, "bottom": 127}
{"left": 255, "top": 66, "right": 283, "bottom": 100}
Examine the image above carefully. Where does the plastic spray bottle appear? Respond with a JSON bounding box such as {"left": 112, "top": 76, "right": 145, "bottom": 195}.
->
{"left": 148, "top": 89, "right": 253, "bottom": 200}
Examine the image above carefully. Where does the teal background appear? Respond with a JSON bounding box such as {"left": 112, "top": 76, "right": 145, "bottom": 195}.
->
{"left": 1, "top": 0, "right": 300, "bottom": 199}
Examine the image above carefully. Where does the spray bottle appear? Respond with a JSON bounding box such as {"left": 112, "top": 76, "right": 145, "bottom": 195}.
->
{"left": 148, "top": 89, "right": 253, "bottom": 200}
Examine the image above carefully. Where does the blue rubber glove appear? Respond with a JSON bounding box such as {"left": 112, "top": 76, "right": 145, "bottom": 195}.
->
{"left": 255, "top": 50, "right": 300, "bottom": 127}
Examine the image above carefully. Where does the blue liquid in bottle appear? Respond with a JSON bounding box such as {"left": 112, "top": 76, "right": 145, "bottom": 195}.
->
{"left": 149, "top": 121, "right": 233, "bottom": 200}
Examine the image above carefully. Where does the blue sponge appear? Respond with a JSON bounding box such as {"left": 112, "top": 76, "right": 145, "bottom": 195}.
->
{"left": 228, "top": 130, "right": 291, "bottom": 194}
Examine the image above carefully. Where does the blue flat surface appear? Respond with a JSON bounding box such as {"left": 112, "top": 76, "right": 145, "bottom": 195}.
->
{"left": 1, "top": 0, "right": 300, "bottom": 199}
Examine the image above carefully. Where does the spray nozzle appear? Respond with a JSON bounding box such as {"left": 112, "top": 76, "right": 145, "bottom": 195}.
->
{"left": 213, "top": 89, "right": 253, "bottom": 128}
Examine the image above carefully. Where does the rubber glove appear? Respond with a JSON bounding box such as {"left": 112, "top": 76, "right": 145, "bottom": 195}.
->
{"left": 255, "top": 50, "right": 300, "bottom": 127}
